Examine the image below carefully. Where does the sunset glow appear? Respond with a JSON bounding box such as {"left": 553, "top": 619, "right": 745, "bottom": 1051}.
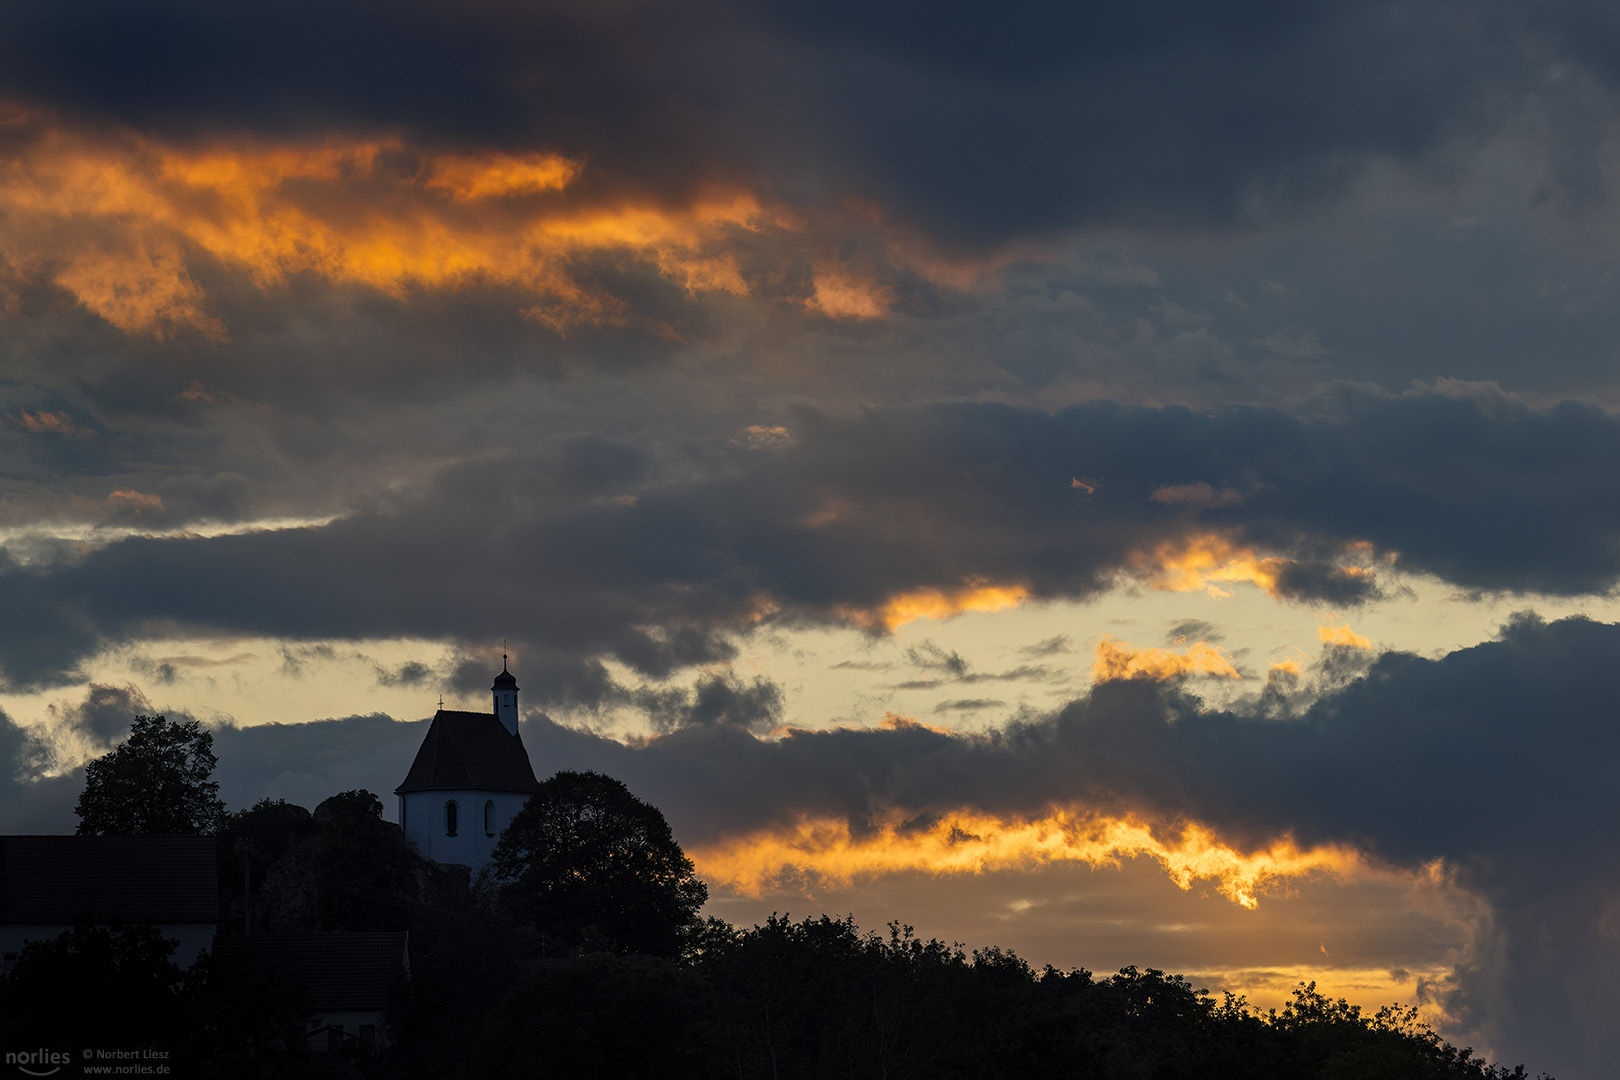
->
{"left": 1091, "top": 635, "right": 1241, "bottom": 682}
{"left": 692, "top": 807, "right": 1362, "bottom": 911}
{"left": 0, "top": 120, "right": 790, "bottom": 337}
{"left": 3, "top": 6, "right": 1613, "bottom": 1071}
{"left": 840, "top": 582, "right": 1031, "bottom": 632}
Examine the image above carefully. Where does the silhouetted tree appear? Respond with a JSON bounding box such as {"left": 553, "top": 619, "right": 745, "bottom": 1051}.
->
{"left": 485, "top": 770, "right": 707, "bottom": 956}
{"left": 0, "top": 918, "right": 181, "bottom": 1050}
{"left": 314, "top": 787, "right": 385, "bottom": 825}
{"left": 250, "top": 789, "right": 432, "bottom": 933}
{"left": 74, "top": 714, "right": 224, "bottom": 835}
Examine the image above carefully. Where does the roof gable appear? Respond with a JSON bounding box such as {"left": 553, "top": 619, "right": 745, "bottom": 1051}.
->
{"left": 0, "top": 835, "right": 218, "bottom": 924}
{"left": 211, "top": 932, "right": 409, "bottom": 1010}
{"left": 395, "top": 710, "right": 538, "bottom": 795}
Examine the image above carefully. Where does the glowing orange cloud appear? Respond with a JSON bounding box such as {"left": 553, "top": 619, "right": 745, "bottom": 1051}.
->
{"left": 15, "top": 410, "right": 75, "bottom": 435}
{"left": 740, "top": 424, "right": 792, "bottom": 449}
{"left": 1128, "top": 533, "right": 1372, "bottom": 602}
{"left": 877, "top": 711, "right": 954, "bottom": 734}
{"left": 107, "top": 490, "right": 164, "bottom": 514}
{"left": 691, "top": 806, "right": 1360, "bottom": 910}
{"left": 1317, "top": 621, "right": 1372, "bottom": 649}
{"left": 838, "top": 580, "right": 1030, "bottom": 632}
{"left": 1129, "top": 533, "right": 1286, "bottom": 598}
{"left": 807, "top": 266, "right": 889, "bottom": 319}
{"left": 0, "top": 117, "right": 898, "bottom": 339}
{"left": 1092, "top": 635, "right": 1241, "bottom": 683}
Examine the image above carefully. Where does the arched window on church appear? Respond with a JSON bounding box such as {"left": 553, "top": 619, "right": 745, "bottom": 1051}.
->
{"left": 484, "top": 800, "right": 496, "bottom": 837}
{"left": 445, "top": 800, "right": 458, "bottom": 837}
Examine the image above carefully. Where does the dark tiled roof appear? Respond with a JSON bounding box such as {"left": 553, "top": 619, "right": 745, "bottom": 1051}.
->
{"left": 394, "top": 710, "right": 538, "bottom": 795}
{"left": 0, "top": 835, "right": 217, "bottom": 923}
{"left": 211, "top": 932, "right": 409, "bottom": 1011}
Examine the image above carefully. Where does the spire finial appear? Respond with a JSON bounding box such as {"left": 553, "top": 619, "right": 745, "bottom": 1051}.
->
{"left": 503, "top": 637, "right": 509, "bottom": 672}
{"left": 437, "top": 692, "right": 443, "bottom": 709}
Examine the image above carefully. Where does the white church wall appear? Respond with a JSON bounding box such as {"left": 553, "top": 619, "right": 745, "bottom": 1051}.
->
{"left": 399, "top": 788, "right": 529, "bottom": 874}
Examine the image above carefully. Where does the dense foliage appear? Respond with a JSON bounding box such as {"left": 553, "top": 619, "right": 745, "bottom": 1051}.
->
{"left": 73, "top": 714, "right": 226, "bottom": 835}
{"left": 484, "top": 769, "right": 708, "bottom": 956}
{"left": 388, "top": 914, "right": 1546, "bottom": 1080}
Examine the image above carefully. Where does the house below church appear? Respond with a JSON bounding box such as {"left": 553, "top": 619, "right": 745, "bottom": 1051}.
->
{"left": 394, "top": 662, "right": 538, "bottom": 873}
{"left": 212, "top": 931, "right": 410, "bottom": 1054}
{"left": 0, "top": 835, "right": 218, "bottom": 972}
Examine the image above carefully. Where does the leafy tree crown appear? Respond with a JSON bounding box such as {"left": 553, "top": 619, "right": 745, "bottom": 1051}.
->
{"left": 488, "top": 770, "right": 708, "bottom": 955}
{"left": 74, "top": 714, "right": 225, "bottom": 835}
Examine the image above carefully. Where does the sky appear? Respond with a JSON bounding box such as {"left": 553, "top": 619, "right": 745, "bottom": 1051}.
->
{"left": 4, "top": 1, "right": 1620, "bottom": 1073}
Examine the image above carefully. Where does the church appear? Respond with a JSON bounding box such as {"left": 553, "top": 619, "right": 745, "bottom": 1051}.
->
{"left": 395, "top": 660, "right": 538, "bottom": 872}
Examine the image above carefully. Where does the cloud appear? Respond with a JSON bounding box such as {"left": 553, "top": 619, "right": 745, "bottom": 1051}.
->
{"left": 1165, "top": 619, "right": 1222, "bottom": 646}
{"left": 1149, "top": 482, "right": 1245, "bottom": 509}
{"left": 44, "top": 682, "right": 149, "bottom": 745}
{"left": 374, "top": 660, "right": 435, "bottom": 688}
{"left": 932, "top": 698, "right": 1006, "bottom": 714}
{"left": 0, "top": 1, "right": 1601, "bottom": 255}
{"left": 637, "top": 671, "right": 785, "bottom": 735}
{"left": 1019, "top": 634, "right": 1072, "bottom": 657}
{"left": 1316, "top": 620, "right": 1372, "bottom": 649}
{"left": 15, "top": 409, "right": 75, "bottom": 435}
{"left": 6, "top": 389, "right": 1620, "bottom": 690}
{"left": 904, "top": 640, "right": 969, "bottom": 679}
{"left": 1091, "top": 636, "right": 1241, "bottom": 683}
{"left": 106, "top": 489, "right": 163, "bottom": 515}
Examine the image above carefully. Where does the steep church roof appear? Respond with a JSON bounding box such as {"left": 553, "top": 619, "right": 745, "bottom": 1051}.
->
{"left": 394, "top": 710, "right": 538, "bottom": 795}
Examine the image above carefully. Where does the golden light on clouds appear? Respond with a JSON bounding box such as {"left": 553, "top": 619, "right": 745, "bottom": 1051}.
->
{"left": 106, "top": 490, "right": 164, "bottom": 514}
{"left": 1192, "top": 964, "right": 1452, "bottom": 1020}
{"left": 1131, "top": 534, "right": 1285, "bottom": 599}
{"left": 806, "top": 266, "right": 889, "bottom": 319}
{"left": 0, "top": 117, "right": 901, "bottom": 338}
{"left": 1317, "top": 621, "right": 1373, "bottom": 649}
{"left": 15, "top": 409, "right": 76, "bottom": 435}
{"left": 418, "top": 151, "right": 581, "bottom": 200}
{"left": 692, "top": 807, "right": 1361, "bottom": 911}
{"left": 1092, "top": 635, "right": 1241, "bottom": 683}
{"left": 877, "top": 711, "right": 954, "bottom": 734}
{"left": 1128, "top": 533, "right": 1372, "bottom": 602}
{"left": 839, "top": 580, "right": 1030, "bottom": 632}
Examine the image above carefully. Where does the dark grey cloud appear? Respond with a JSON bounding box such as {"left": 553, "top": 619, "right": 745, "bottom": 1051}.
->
{"left": 374, "top": 660, "right": 434, "bottom": 688}
{"left": 1019, "top": 635, "right": 1072, "bottom": 657}
{"left": 636, "top": 672, "right": 785, "bottom": 735}
{"left": 905, "top": 640, "right": 968, "bottom": 679}
{"left": 0, "top": 0, "right": 1604, "bottom": 249}
{"left": 1165, "top": 620, "right": 1221, "bottom": 645}
{"left": 208, "top": 713, "right": 429, "bottom": 814}
{"left": 45, "top": 682, "right": 148, "bottom": 745}
{"left": 932, "top": 699, "right": 1006, "bottom": 714}
{"left": 6, "top": 388, "right": 1620, "bottom": 689}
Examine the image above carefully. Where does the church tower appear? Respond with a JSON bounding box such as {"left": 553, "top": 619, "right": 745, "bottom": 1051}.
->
{"left": 493, "top": 659, "right": 519, "bottom": 735}
{"left": 395, "top": 657, "right": 538, "bottom": 872}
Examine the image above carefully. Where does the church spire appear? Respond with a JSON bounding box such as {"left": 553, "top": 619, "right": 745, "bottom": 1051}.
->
{"left": 492, "top": 652, "right": 520, "bottom": 735}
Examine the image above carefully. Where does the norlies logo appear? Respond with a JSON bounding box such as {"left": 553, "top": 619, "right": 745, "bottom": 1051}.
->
{"left": 4, "top": 1049, "right": 69, "bottom": 1077}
